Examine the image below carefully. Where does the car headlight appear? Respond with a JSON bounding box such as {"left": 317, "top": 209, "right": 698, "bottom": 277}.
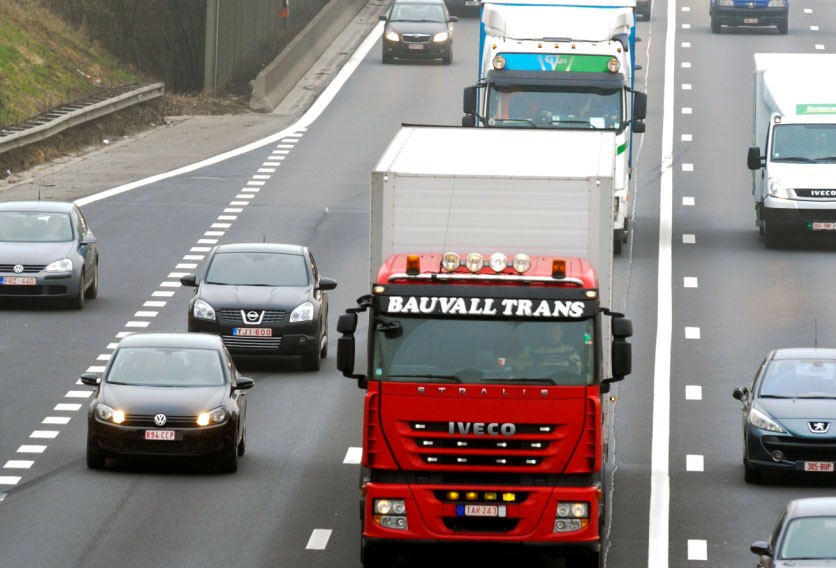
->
{"left": 385, "top": 30, "right": 399, "bottom": 42}
{"left": 767, "top": 177, "right": 790, "bottom": 199}
{"left": 46, "top": 258, "right": 73, "bottom": 273}
{"left": 748, "top": 407, "right": 786, "bottom": 433}
{"left": 197, "top": 407, "right": 228, "bottom": 426}
{"left": 96, "top": 403, "right": 126, "bottom": 424}
{"left": 193, "top": 299, "right": 216, "bottom": 321}
{"left": 433, "top": 31, "right": 450, "bottom": 43}
{"left": 290, "top": 301, "right": 314, "bottom": 322}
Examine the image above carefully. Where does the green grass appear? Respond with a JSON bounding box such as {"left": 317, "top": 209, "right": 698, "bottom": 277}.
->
{"left": 0, "top": 0, "right": 136, "bottom": 127}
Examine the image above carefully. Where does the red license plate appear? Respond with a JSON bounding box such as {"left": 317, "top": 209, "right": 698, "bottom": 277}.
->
{"left": 1, "top": 277, "right": 36, "bottom": 285}
{"left": 464, "top": 505, "right": 505, "bottom": 517}
{"left": 804, "top": 461, "right": 834, "bottom": 472}
{"left": 233, "top": 327, "right": 272, "bottom": 336}
{"left": 812, "top": 222, "right": 836, "bottom": 231}
{"left": 408, "top": 44, "right": 424, "bottom": 50}
{"left": 145, "top": 430, "right": 176, "bottom": 441}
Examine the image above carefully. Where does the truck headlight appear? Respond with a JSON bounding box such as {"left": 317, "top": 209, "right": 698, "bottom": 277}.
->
{"left": 555, "top": 501, "right": 589, "bottom": 533}
{"left": 374, "top": 499, "right": 408, "bottom": 530}
{"left": 749, "top": 407, "right": 785, "bottom": 433}
{"left": 193, "top": 299, "right": 216, "bottom": 321}
{"left": 767, "top": 177, "right": 790, "bottom": 199}
{"left": 433, "top": 31, "right": 449, "bottom": 43}
{"left": 290, "top": 301, "right": 314, "bottom": 322}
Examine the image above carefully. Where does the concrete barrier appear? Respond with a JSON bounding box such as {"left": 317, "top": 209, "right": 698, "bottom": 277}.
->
{"left": 249, "top": 0, "right": 370, "bottom": 112}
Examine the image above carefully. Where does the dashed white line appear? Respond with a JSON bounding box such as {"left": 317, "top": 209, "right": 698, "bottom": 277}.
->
{"left": 686, "top": 455, "right": 704, "bottom": 471}
{"left": 116, "top": 331, "right": 136, "bottom": 337}
{"left": 144, "top": 301, "right": 167, "bottom": 308}
{"left": 246, "top": 180, "right": 266, "bottom": 186}
{"left": 804, "top": 8, "right": 813, "bottom": 13}
{"left": 152, "top": 291, "right": 175, "bottom": 297}
{"left": 4, "top": 461, "right": 33, "bottom": 469}
{"left": 54, "top": 403, "right": 81, "bottom": 411}
{"left": 306, "top": 529, "right": 333, "bottom": 550}
{"left": 135, "top": 311, "right": 158, "bottom": 317}
{"left": 682, "top": 163, "right": 693, "bottom": 171}
{"left": 685, "top": 385, "right": 702, "bottom": 400}
{"left": 106, "top": 343, "right": 119, "bottom": 349}
{"left": 682, "top": 84, "right": 692, "bottom": 90}
{"left": 30, "top": 431, "right": 59, "bottom": 439}
{"left": 683, "top": 277, "right": 698, "bottom": 288}
{"left": 204, "top": 231, "right": 225, "bottom": 237}
{"left": 688, "top": 540, "right": 708, "bottom": 561}
{"left": 685, "top": 327, "right": 701, "bottom": 339}
{"left": 96, "top": 354, "right": 111, "bottom": 361}
{"left": 197, "top": 238, "right": 219, "bottom": 244}
{"left": 681, "top": 108, "right": 693, "bottom": 115}
{"left": 683, "top": 234, "right": 696, "bottom": 244}
{"left": 183, "top": 254, "right": 205, "bottom": 260}
{"left": 811, "top": 25, "right": 819, "bottom": 31}
{"left": 681, "top": 134, "right": 693, "bottom": 142}
{"left": 66, "top": 390, "right": 93, "bottom": 398}
{"left": 159, "top": 281, "right": 181, "bottom": 287}
{"left": 257, "top": 168, "right": 276, "bottom": 173}
{"left": 0, "top": 477, "right": 21, "bottom": 485}
{"left": 682, "top": 197, "right": 695, "bottom": 206}
{"left": 682, "top": 41, "right": 691, "bottom": 48}
{"left": 42, "top": 417, "right": 71, "bottom": 425}
{"left": 17, "top": 445, "right": 46, "bottom": 454}
{"left": 681, "top": 23, "right": 690, "bottom": 28}
{"left": 235, "top": 194, "right": 255, "bottom": 200}
{"left": 229, "top": 201, "right": 250, "bottom": 206}
{"left": 681, "top": 62, "right": 691, "bottom": 68}
{"left": 125, "top": 321, "right": 151, "bottom": 328}
{"left": 344, "top": 447, "right": 363, "bottom": 464}
{"left": 815, "top": 45, "right": 825, "bottom": 50}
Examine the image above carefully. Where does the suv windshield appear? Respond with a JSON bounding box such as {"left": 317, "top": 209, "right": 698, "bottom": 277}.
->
{"left": 372, "top": 316, "right": 596, "bottom": 385}
{"left": 206, "top": 252, "right": 309, "bottom": 286}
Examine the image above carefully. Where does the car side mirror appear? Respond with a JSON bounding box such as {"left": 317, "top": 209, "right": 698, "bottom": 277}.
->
{"left": 750, "top": 541, "right": 771, "bottom": 557}
{"left": 80, "top": 235, "right": 97, "bottom": 245}
{"left": 449, "top": 16, "right": 458, "bottom": 22}
{"left": 180, "top": 273, "right": 198, "bottom": 287}
{"left": 732, "top": 387, "right": 748, "bottom": 401}
{"left": 235, "top": 376, "right": 255, "bottom": 390}
{"left": 80, "top": 372, "right": 100, "bottom": 386}
{"left": 747, "top": 146, "right": 764, "bottom": 170}
{"left": 318, "top": 277, "right": 338, "bottom": 291}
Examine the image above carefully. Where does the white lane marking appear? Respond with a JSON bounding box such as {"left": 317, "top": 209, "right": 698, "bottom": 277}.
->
{"left": 246, "top": 180, "right": 266, "bottom": 186}
{"left": 43, "top": 417, "right": 71, "bottom": 425}
{"left": 197, "top": 238, "right": 219, "bottom": 244}
{"left": 681, "top": 6, "right": 690, "bottom": 10}
{"left": 4, "top": 461, "right": 33, "bottom": 469}
{"left": 683, "top": 234, "right": 696, "bottom": 244}
{"left": 107, "top": 343, "right": 118, "bottom": 349}
{"left": 223, "top": 208, "right": 243, "bottom": 213}
{"left": 240, "top": 188, "right": 259, "bottom": 193}
{"left": 683, "top": 277, "right": 697, "bottom": 288}
{"left": 229, "top": 200, "right": 250, "bottom": 206}
{"left": 649, "top": 0, "right": 677, "bottom": 562}
{"left": 144, "top": 301, "right": 167, "bottom": 307}
{"left": 681, "top": 61, "right": 691, "bottom": 68}
{"left": 175, "top": 263, "right": 198, "bottom": 269}
{"left": 211, "top": 222, "right": 232, "bottom": 229}
{"left": 190, "top": 247, "right": 211, "bottom": 252}
{"left": 0, "top": 477, "right": 21, "bottom": 485}
{"left": 263, "top": 161, "right": 282, "bottom": 166}
{"left": 685, "top": 385, "right": 702, "bottom": 400}
{"left": 683, "top": 197, "right": 695, "bottom": 206}
{"left": 682, "top": 163, "right": 693, "bottom": 171}
{"left": 54, "top": 403, "right": 81, "bottom": 411}
{"left": 204, "top": 231, "right": 225, "bottom": 237}
{"left": 306, "top": 529, "right": 333, "bottom": 550}
{"left": 159, "top": 281, "right": 181, "bottom": 288}
{"left": 97, "top": 354, "right": 111, "bottom": 361}
{"left": 135, "top": 311, "right": 158, "bottom": 317}
{"left": 811, "top": 25, "right": 819, "bottom": 31}
{"left": 66, "top": 391, "right": 92, "bottom": 398}
{"left": 272, "top": 150, "right": 290, "bottom": 155}
{"left": 688, "top": 540, "right": 708, "bottom": 561}
{"left": 258, "top": 168, "right": 276, "bottom": 173}
{"left": 116, "top": 331, "right": 136, "bottom": 337}
{"left": 125, "top": 321, "right": 150, "bottom": 328}
{"left": 216, "top": 215, "right": 237, "bottom": 221}
{"left": 85, "top": 366, "right": 105, "bottom": 373}
{"left": 235, "top": 194, "right": 255, "bottom": 200}
{"left": 30, "top": 431, "right": 59, "bottom": 439}
{"left": 17, "top": 446, "right": 46, "bottom": 454}
{"left": 681, "top": 108, "right": 692, "bottom": 115}
{"left": 682, "top": 84, "right": 691, "bottom": 90}
{"left": 682, "top": 41, "right": 690, "bottom": 47}
{"left": 681, "top": 134, "right": 692, "bottom": 142}
{"left": 343, "top": 447, "right": 363, "bottom": 464}
{"left": 275, "top": 144, "right": 295, "bottom": 148}
{"left": 686, "top": 455, "right": 704, "bottom": 471}
{"left": 685, "top": 327, "right": 701, "bottom": 339}
{"left": 681, "top": 23, "right": 690, "bottom": 29}
{"left": 252, "top": 175, "right": 271, "bottom": 180}
{"left": 804, "top": 8, "right": 812, "bottom": 13}
{"left": 816, "top": 45, "right": 825, "bottom": 50}
{"left": 183, "top": 254, "right": 205, "bottom": 260}
{"left": 152, "top": 291, "right": 175, "bottom": 297}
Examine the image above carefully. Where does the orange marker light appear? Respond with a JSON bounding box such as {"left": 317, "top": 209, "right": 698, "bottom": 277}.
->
{"left": 406, "top": 254, "right": 420, "bottom": 275}
{"left": 552, "top": 259, "right": 566, "bottom": 279}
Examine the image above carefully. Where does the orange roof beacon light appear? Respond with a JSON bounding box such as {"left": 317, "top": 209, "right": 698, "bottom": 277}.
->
{"left": 552, "top": 258, "right": 567, "bottom": 279}
{"left": 405, "top": 254, "right": 421, "bottom": 275}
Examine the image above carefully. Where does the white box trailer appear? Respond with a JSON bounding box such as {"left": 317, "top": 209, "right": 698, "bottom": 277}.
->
{"left": 748, "top": 53, "right": 836, "bottom": 248}
{"left": 371, "top": 125, "right": 617, "bottom": 309}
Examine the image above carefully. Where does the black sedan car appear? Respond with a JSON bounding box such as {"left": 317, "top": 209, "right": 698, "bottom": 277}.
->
{"left": 0, "top": 200, "right": 98, "bottom": 309}
{"left": 381, "top": 0, "right": 457, "bottom": 64}
{"left": 733, "top": 348, "right": 836, "bottom": 484}
{"left": 81, "top": 332, "right": 253, "bottom": 473}
{"left": 180, "top": 243, "right": 337, "bottom": 371}
{"left": 750, "top": 497, "right": 836, "bottom": 566}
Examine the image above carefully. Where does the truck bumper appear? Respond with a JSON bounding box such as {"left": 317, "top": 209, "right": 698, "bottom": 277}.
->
{"left": 762, "top": 199, "right": 836, "bottom": 234}
{"left": 361, "top": 482, "right": 601, "bottom": 548}
{"left": 710, "top": 5, "right": 787, "bottom": 28}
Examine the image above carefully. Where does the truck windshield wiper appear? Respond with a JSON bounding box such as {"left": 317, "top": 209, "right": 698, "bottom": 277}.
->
{"left": 772, "top": 156, "right": 816, "bottom": 162}
{"left": 813, "top": 156, "right": 836, "bottom": 162}
{"left": 387, "top": 374, "right": 462, "bottom": 383}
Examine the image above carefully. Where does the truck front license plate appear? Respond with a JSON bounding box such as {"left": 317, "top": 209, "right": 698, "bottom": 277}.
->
{"left": 811, "top": 222, "right": 836, "bottom": 231}
{"left": 743, "top": 18, "right": 758, "bottom": 23}
{"left": 804, "top": 461, "right": 834, "bottom": 472}
{"left": 458, "top": 505, "right": 506, "bottom": 517}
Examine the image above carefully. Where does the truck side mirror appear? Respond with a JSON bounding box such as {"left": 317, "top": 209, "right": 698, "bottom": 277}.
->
{"left": 632, "top": 91, "right": 647, "bottom": 121}
{"left": 337, "top": 313, "right": 358, "bottom": 334}
{"left": 337, "top": 335, "right": 356, "bottom": 376}
{"left": 747, "top": 146, "right": 764, "bottom": 170}
{"left": 462, "top": 114, "right": 477, "bottom": 127}
{"left": 612, "top": 316, "right": 633, "bottom": 338}
{"left": 632, "top": 121, "right": 646, "bottom": 134}
{"left": 608, "top": 316, "right": 632, "bottom": 382}
{"left": 463, "top": 86, "right": 477, "bottom": 115}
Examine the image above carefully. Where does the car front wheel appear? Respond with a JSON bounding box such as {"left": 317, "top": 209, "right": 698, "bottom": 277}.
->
{"left": 69, "top": 270, "right": 86, "bottom": 310}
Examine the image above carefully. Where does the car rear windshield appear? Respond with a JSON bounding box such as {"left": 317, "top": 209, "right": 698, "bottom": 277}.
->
{"left": 0, "top": 212, "right": 73, "bottom": 242}
{"left": 107, "top": 347, "right": 226, "bottom": 387}
{"left": 205, "top": 252, "right": 309, "bottom": 286}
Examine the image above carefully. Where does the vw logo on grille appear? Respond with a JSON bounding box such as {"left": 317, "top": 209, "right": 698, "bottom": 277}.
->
{"left": 809, "top": 421, "right": 831, "bottom": 433}
{"left": 246, "top": 311, "right": 260, "bottom": 322}
{"left": 13, "top": 264, "right": 23, "bottom": 274}
{"left": 154, "top": 414, "right": 168, "bottom": 427}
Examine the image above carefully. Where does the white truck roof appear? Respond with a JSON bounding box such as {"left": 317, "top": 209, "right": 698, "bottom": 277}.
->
{"left": 480, "top": 0, "right": 635, "bottom": 7}
{"left": 483, "top": 4, "right": 634, "bottom": 40}
{"left": 755, "top": 53, "right": 836, "bottom": 121}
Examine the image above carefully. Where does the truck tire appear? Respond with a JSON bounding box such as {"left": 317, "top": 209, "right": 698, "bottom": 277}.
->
{"left": 613, "top": 235, "right": 622, "bottom": 255}
{"left": 763, "top": 222, "right": 781, "bottom": 249}
{"left": 567, "top": 552, "right": 601, "bottom": 568}
{"left": 777, "top": 19, "right": 788, "bottom": 34}
{"left": 711, "top": 16, "right": 721, "bottom": 34}
{"left": 361, "top": 541, "right": 384, "bottom": 568}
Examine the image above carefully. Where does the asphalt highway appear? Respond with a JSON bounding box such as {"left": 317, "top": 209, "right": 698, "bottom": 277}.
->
{"left": 1, "top": 1, "right": 836, "bottom": 567}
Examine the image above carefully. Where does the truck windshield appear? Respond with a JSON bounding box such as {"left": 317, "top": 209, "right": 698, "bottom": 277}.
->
{"left": 771, "top": 124, "right": 836, "bottom": 163}
{"left": 486, "top": 86, "right": 622, "bottom": 130}
{"left": 372, "top": 316, "right": 596, "bottom": 386}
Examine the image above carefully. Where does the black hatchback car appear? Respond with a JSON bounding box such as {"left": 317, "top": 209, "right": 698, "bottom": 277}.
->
{"left": 180, "top": 243, "right": 337, "bottom": 371}
{"left": 81, "top": 332, "right": 254, "bottom": 473}
{"left": 381, "top": 0, "right": 457, "bottom": 64}
{"left": 733, "top": 348, "right": 836, "bottom": 484}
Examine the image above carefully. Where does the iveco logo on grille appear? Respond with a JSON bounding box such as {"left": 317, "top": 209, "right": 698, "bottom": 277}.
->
{"left": 154, "top": 414, "right": 167, "bottom": 426}
{"left": 809, "top": 421, "right": 831, "bottom": 433}
{"left": 13, "top": 264, "right": 23, "bottom": 273}
{"left": 448, "top": 422, "right": 516, "bottom": 436}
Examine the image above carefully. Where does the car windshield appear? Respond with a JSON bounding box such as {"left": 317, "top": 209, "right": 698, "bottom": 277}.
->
{"left": 0, "top": 212, "right": 73, "bottom": 242}
{"left": 760, "top": 358, "right": 836, "bottom": 398}
{"left": 107, "top": 347, "right": 226, "bottom": 387}
{"left": 205, "top": 251, "right": 309, "bottom": 286}
{"left": 771, "top": 124, "right": 836, "bottom": 163}
{"left": 390, "top": 3, "right": 446, "bottom": 22}
{"left": 779, "top": 517, "right": 836, "bottom": 559}
{"left": 487, "top": 86, "right": 623, "bottom": 130}
{"left": 372, "top": 316, "right": 597, "bottom": 385}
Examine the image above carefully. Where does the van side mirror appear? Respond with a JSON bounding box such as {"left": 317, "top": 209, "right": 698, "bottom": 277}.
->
{"left": 463, "top": 86, "right": 477, "bottom": 115}
{"left": 747, "top": 146, "right": 764, "bottom": 170}
{"left": 632, "top": 121, "right": 646, "bottom": 134}
{"left": 632, "top": 91, "right": 647, "bottom": 121}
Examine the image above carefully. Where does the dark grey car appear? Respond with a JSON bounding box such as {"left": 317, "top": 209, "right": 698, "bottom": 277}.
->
{"left": 733, "top": 347, "right": 836, "bottom": 484}
{"left": 181, "top": 243, "right": 337, "bottom": 372}
{"left": 0, "top": 200, "right": 99, "bottom": 309}
{"left": 381, "top": 0, "right": 457, "bottom": 64}
{"left": 750, "top": 497, "right": 836, "bottom": 567}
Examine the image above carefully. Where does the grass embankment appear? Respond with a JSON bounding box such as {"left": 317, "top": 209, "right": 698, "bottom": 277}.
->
{"left": 0, "top": 0, "right": 135, "bottom": 127}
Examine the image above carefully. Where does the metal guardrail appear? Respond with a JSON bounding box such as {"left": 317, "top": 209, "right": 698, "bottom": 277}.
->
{"left": 0, "top": 82, "right": 165, "bottom": 155}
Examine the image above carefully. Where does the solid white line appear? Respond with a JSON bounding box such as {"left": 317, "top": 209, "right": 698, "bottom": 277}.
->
{"left": 688, "top": 540, "right": 708, "bottom": 561}
{"left": 343, "top": 447, "right": 363, "bottom": 464}
{"left": 4, "top": 461, "right": 33, "bottom": 469}
{"left": 685, "top": 455, "right": 704, "bottom": 471}
{"left": 54, "top": 403, "right": 82, "bottom": 411}
{"left": 305, "top": 529, "right": 333, "bottom": 550}
{"left": 648, "top": 0, "right": 677, "bottom": 563}
{"left": 17, "top": 446, "right": 46, "bottom": 454}
{"left": 685, "top": 385, "right": 702, "bottom": 400}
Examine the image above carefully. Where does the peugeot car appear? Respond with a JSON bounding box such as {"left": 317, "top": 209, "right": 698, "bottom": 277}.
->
{"left": 0, "top": 200, "right": 98, "bottom": 309}
{"left": 381, "top": 0, "right": 457, "bottom": 64}
{"left": 732, "top": 347, "right": 836, "bottom": 483}
{"left": 180, "top": 243, "right": 337, "bottom": 371}
{"left": 81, "top": 332, "right": 254, "bottom": 473}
